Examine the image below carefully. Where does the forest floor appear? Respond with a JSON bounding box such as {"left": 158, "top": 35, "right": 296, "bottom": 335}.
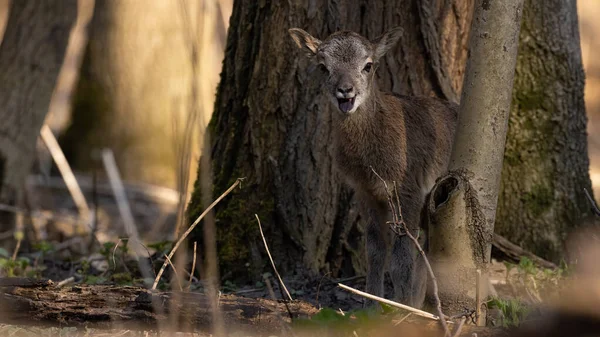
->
{"left": 0, "top": 174, "right": 595, "bottom": 337}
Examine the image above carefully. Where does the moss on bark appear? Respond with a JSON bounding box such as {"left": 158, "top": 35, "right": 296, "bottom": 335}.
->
{"left": 496, "top": 0, "right": 594, "bottom": 262}
{"left": 187, "top": 163, "right": 273, "bottom": 282}
{"left": 186, "top": 0, "right": 475, "bottom": 285}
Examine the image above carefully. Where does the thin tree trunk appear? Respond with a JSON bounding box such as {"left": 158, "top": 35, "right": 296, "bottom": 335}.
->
{"left": 0, "top": 1, "right": 77, "bottom": 237}
{"left": 495, "top": 0, "right": 594, "bottom": 263}
{"left": 189, "top": 0, "right": 473, "bottom": 284}
{"left": 426, "top": 0, "right": 524, "bottom": 317}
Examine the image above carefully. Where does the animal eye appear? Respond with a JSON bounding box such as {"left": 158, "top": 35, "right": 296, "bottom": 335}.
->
{"left": 318, "top": 63, "right": 329, "bottom": 74}
{"left": 363, "top": 62, "right": 373, "bottom": 73}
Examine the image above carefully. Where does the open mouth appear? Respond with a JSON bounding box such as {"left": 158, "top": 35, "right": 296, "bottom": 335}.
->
{"left": 337, "top": 97, "right": 356, "bottom": 113}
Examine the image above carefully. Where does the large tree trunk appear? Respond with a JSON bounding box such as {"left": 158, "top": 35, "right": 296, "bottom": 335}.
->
{"left": 495, "top": 0, "right": 594, "bottom": 263}
{"left": 0, "top": 1, "right": 77, "bottom": 235}
{"left": 189, "top": 0, "right": 474, "bottom": 284}
{"left": 61, "top": 0, "right": 231, "bottom": 191}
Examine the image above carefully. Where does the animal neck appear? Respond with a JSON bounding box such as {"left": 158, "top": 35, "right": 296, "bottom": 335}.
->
{"left": 339, "top": 89, "right": 382, "bottom": 133}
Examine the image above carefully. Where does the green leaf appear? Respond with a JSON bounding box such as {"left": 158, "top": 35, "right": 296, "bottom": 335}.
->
{"left": 310, "top": 308, "right": 346, "bottom": 323}
{"left": 379, "top": 303, "right": 397, "bottom": 315}
{"left": 518, "top": 257, "right": 536, "bottom": 275}
{"left": 33, "top": 241, "right": 55, "bottom": 253}
{"left": 0, "top": 248, "right": 9, "bottom": 258}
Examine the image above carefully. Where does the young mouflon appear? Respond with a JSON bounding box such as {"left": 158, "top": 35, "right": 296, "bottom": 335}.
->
{"left": 288, "top": 27, "right": 458, "bottom": 307}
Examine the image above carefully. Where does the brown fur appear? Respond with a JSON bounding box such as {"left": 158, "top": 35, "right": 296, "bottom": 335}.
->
{"left": 289, "top": 27, "right": 458, "bottom": 307}
{"left": 335, "top": 87, "right": 458, "bottom": 307}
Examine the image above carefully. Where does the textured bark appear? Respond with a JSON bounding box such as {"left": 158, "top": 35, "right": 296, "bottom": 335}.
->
{"left": 427, "top": 0, "right": 524, "bottom": 316}
{"left": 189, "top": 0, "right": 474, "bottom": 283}
{"left": 495, "top": 0, "right": 594, "bottom": 263}
{"left": 0, "top": 1, "right": 77, "bottom": 233}
{"left": 426, "top": 171, "right": 488, "bottom": 316}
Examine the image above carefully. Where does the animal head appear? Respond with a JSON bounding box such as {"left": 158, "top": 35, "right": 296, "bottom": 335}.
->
{"left": 288, "top": 27, "right": 403, "bottom": 115}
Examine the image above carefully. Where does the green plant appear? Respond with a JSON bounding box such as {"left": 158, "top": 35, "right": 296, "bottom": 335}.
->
{"left": 292, "top": 303, "right": 401, "bottom": 336}
{"left": 488, "top": 297, "right": 530, "bottom": 328}
{"left": 33, "top": 241, "right": 55, "bottom": 254}
{"left": 111, "top": 272, "right": 134, "bottom": 285}
{"left": 222, "top": 279, "right": 237, "bottom": 292}
{"left": 0, "top": 248, "right": 9, "bottom": 259}
{"left": 82, "top": 275, "right": 108, "bottom": 285}
{"left": 100, "top": 242, "right": 116, "bottom": 259}
{"left": 147, "top": 240, "right": 173, "bottom": 255}
{"left": 503, "top": 257, "right": 567, "bottom": 303}
{"left": 0, "top": 256, "right": 31, "bottom": 277}
{"left": 78, "top": 259, "right": 91, "bottom": 275}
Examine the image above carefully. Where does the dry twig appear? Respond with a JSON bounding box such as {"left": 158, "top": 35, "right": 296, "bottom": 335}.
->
{"left": 40, "top": 124, "right": 91, "bottom": 226}
{"left": 102, "top": 149, "right": 153, "bottom": 281}
{"left": 263, "top": 275, "right": 295, "bottom": 334}
{"left": 11, "top": 221, "right": 23, "bottom": 262}
{"left": 164, "top": 254, "right": 183, "bottom": 291}
{"left": 584, "top": 188, "right": 600, "bottom": 216}
{"left": 255, "top": 214, "right": 293, "bottom": 301}
{"left": 393, "top": 312, "right": 414, "bottom": 326}
{"left": 476, "top": 269, "right": 482, "bottom": 326}
{"left": 452, "top": 317, "right": 467, "bottom": 337}
{"left": 57, "top": 277, "right": 75, "bottom": 287}
{"left": 493, "top": 234, "right": 557, "bottom": 269}
{"left": 337, "top": 283, "right": 445, "bottom": 321}
{"left": 187, "top": 241, "right": 197, "bottom": 290}
{"left": 370, "top": 167, "right": 450, "bottom": 337}
{"left": 151, "top": 178, "right": 243, "bottom": 290}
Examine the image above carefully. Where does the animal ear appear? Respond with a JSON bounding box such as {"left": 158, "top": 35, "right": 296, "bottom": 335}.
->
{"left": 288, "top": 28, "right": 321, "bottom": 57}
{"left": 372, "top": 27, "right": 403, "bottom": 60}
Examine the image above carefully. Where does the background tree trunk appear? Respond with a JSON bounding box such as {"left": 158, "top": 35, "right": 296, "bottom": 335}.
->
{"left": 61, "top": 0, "right": 231, "bottom": 191}
{"left": 189, "top": 0, "right": 474, "bottom": 284}
{"left": 495, "top": 0, "right": 594, "bottom": 263}
{"left": 0, "top": 1, "right": 77, "bottom": 234}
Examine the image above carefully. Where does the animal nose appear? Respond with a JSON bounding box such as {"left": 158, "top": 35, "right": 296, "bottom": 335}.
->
{"left": 337, "top": 86, "right": 354, "bottom": 94}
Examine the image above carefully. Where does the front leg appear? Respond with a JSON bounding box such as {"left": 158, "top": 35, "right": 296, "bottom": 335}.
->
{"left": 365, "top": 207, "right": 389, "bottom": 305}
{"left": 389, "top": 196, "right": 428, "bottom": 307}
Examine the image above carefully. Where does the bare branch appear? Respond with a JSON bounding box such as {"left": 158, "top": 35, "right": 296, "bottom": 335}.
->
{"left": 255, "top": 214, "right": 293, "bottom": 302}
{"left": 152, "top": 178, "right": 243, "bottom": 290}
{"left": 452, "top": 317, "right": 467, "bottom": 337}
{"left": 163, "top": 254, "right": 183, "bottom": 291}
{"left": 40, "top": 124, "right": 90, "bottom": 226}
{"left": 57, "top": 277, "right": 75, "bottom": 287}
{"left": 476, "top": 269, "right": 483, "bottom": 326}
{"left": 392, "top": 181, "right": 450, "bottom": 337}
{"left": 187, "top": 241, "right": 197, "bottom": 291}
{"left": 584, "top": 188, "right": 600, "bottom": 216}
{"left": 337, "top": 283, "right": 447, "bottom": 322}
{"left": 370, "top": 166, "right": 450, "bottom": 337}
{"left": 102, "top": 149, "right": 153, "bottom": 281}
{"left": 263, "top": 275, "right": 295, "bottom": 335}
{"left": 493, "top": 234, "right": 558, "bottom": 270}
{"left": 10, "top": 214, "right": 22, "bottom": 261}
